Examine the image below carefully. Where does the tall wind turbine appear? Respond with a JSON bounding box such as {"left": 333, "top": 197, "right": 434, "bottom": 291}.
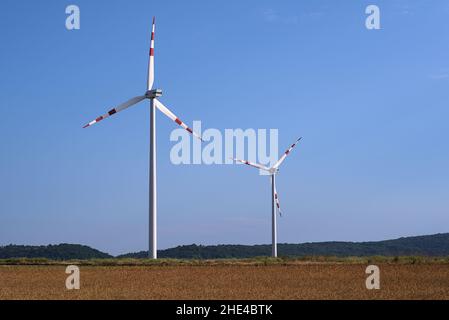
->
{"left": 232, "top": 137, "right": 302, "bottom": 257}
{"left": 83, "top": 17, "right": 202, "bottom": 259}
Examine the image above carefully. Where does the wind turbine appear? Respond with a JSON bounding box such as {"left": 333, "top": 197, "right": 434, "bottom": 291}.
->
{"left": 232, "top": 137, "right": 302, "bottom": 257}
{"left": 83, "top": 17, "right": 202, "bottom": 259}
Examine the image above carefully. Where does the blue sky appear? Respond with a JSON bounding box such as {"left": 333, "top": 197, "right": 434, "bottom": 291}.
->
{"left": 1, "top": 0, "right": 448, "bottom": 255}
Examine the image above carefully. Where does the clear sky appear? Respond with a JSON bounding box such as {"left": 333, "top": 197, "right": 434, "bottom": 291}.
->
{"left": 1, "top": 0, "right": 448, "bottom": 255}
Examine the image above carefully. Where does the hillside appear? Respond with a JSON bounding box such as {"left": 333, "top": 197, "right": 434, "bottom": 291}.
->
{"left": 0, "top": 244, "right": 112, "bottom": 260}
{"left": 119, "top": 233, "right": 449, "bottom": 259}
{"left": 2, "top": 233, "right": 449, "bottom": 260}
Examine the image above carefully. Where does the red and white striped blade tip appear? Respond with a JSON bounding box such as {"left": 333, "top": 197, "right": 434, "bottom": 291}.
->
{"left": 193, "top": 132, "right": 204, "bottom": 142}
{"left": 287, "top": 137, "right": 302, "bottom": 152}
{"left": 272, "top": 136, "right": 303, "bottom": 168}
{"left": 83, "top": 118, "right": 102, "bottom": 128}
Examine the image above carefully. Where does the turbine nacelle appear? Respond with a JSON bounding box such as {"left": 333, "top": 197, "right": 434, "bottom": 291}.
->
{"left": 145, "top": 89, "right": 163, "bottom": 99}
{"left": 269, "top": 167, "right": 280, "bottom": 175}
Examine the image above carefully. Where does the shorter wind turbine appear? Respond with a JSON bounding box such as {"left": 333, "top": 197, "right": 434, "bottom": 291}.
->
{"left": 232, "top": 137, "right": 302, "bottom": 257}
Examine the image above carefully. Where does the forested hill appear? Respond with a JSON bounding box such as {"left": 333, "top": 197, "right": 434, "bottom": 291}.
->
{"left": 0, "top": 244, "right": 112, "bottom": 260}
{"left": 2, "top": 233, "right": 449, "bottom": 260}
{"left": 121, "top": 233, "right": 449, "bottom": 259}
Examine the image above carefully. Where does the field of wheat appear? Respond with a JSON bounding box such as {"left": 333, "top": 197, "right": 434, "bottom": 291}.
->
{"left": 1, "top": 261, "right": 449, "bottom": 300}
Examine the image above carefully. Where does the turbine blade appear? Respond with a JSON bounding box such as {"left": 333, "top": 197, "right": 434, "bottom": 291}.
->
{"left": 147, "top": 17, "right": 155, "bottom": 91}
{"left": 231, "top": 158, "right": 270, "bottom": 171}
{"left": 274, "top": 182, "right": 282, "bottom": 217}
{"left": 272, "top": 137, "right": 302, "bottom": 169}
{"left": 83, "top": 96, "right": 146, "bottom": 128}
{"left": 154, "top": 99, "right": 203, "bottom": 141}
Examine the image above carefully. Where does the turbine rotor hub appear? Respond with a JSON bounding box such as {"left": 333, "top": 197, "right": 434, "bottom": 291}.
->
{"left": 145, "top": 89, "right": 163, "bottom": 99}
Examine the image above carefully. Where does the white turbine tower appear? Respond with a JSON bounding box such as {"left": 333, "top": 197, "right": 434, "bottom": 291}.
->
{"left": 83, "top": 17, "right": 202, "bottom": 259}
{"left": 232, "top": 137, "right": 302, "bottom": 257}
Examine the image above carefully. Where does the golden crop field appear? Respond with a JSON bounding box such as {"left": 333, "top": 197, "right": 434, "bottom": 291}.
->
{"left": 1, "top": 262, "right": 449, "bottom": 300}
